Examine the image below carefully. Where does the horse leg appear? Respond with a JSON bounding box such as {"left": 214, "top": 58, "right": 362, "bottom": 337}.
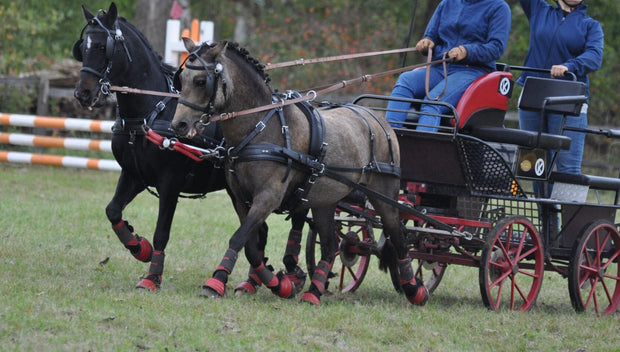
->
{"left": 201, "top": 199, "right": 253, "bottom": 298}
{"left": 105, "top": 171, "right": 153, "bottom": 262}
{"left": 234, "top": 209, "right": 308, "bottom": 295}
{"left": 373, "top": 197, "right": 429, "bottom": 306}
{"left": 300, "top": 206, "right": 338, "bottom": 306}
{"left": 203, "top": 196, "right": 294, "bottom": 299}
{"left": 234, "top": 222, "right": 268, "bottom": 295}
{"left": 283, "top": 209, "right": 309, "bottom": 292}
{"left": 135, "top": 186, "right": 181, "bottom": 292}
{"left": 243, "top": 229, "right": 295, "bottom": 299}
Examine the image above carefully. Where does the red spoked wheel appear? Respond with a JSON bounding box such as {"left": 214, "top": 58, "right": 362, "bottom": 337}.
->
{"left": 413, "top": 258, "right": 447, "bottom": 294}
{"left": 402, "top": 217, "right": 447, "bottom": 294}
{"left": 479, "top": 216, "right": 544, "bottom": 311}
{"left": 568, "top": 220, "right": 620, "bottom": 316}
{"left": 306, "top": 213, "right": 373, "bottom": 293}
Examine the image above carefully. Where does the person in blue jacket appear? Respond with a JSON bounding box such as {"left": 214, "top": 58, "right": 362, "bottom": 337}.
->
{"left": 518, "top": 0, "right": 603, "bottom": 176}
{"left": 385, "top": 0, "right": 511, "bottom": 131}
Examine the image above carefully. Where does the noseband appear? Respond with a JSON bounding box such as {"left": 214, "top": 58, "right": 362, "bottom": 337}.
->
{"left": 73, "top": 11, "right": 133, "bottom": 94}
{"left": 174, "top": 45, "right": 225, "bottom": 123}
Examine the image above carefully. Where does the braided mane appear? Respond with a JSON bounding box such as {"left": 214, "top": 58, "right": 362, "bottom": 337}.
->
{"left": 226, "top": 41, "right": 271, "bottom": 85}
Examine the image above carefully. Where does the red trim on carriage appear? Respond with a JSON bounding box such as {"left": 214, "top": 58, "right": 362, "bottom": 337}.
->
{"left": 455, "top": 71, "right": 513, "bottom": 129}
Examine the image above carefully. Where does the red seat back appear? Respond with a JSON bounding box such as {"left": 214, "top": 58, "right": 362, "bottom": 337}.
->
{"left": 455, "top": 71, "right": 513, "bottom": 129}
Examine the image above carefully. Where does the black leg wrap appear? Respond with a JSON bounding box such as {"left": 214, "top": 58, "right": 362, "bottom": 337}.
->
{"left": 214, "top": 248, "right": 238, "bottom": 277}
{"left": 148, "top": 251, "right": 165, "bottom": 276}
{"left": 113, "top": 220, "right": 136, "bottom": 246}
{"left": 283, "top": 230, "right": 303, "bottom": 271}
{"left": 398, "top": 257, "right": 414, "bottom": 285}
{"left": 255, "top": 262, "right": 277, "bottom": 289}
{"left": 310, "top": 260, "right": 332, "bottom": 296}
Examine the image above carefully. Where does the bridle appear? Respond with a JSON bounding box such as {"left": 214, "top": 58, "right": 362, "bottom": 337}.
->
{"left": 73, "top": 11, "right": 133, "bottom": 96}
{"left": 173, "top": 43, "right": 225, "bottom": 122}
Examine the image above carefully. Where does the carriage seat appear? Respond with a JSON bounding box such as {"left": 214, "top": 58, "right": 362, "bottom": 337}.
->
{"left": 460, "top": 74, "right": 582, "bottom": 151}
{"left": 467, "top": 126, "right": 571, "bottom": 150}
{"left": 456, "top": 71, "right": 513, "bottom": 129}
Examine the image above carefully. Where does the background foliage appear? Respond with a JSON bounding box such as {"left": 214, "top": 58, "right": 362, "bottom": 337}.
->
{"left": 1, "top": 0, "right": 619, "bottom": 127}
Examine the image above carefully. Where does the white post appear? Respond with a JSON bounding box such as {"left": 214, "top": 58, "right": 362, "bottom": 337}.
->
{"left": 165, "top": 19, "right": 215, "bottom": 67}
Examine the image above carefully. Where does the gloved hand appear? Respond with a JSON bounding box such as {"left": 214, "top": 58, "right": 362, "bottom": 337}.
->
{"left": 447, "top": 45, "right": 467, "bottom": 62}
{"left": 550, "top": 64, "right": 569, "bottom": 78}
{"left": 416, "top": 37, "right": 435, "bottom": 55}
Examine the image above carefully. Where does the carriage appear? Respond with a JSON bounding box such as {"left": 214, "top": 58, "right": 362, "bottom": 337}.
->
{"left": 164, "top": 37, "right": 620, "bottom": 314}
{"left": 74, "top": 3, "right": 618, "bottom": 315}
{"left": 304, "top": 66, "right": 620, "bottom": 316}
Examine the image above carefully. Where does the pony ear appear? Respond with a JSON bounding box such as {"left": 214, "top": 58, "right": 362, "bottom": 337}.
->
{"left": 182, "top": 37, "right": 197, "bottom": 52}
{"left": 103, "top": 2, "right": 119, "bottom": 29}
{"left": 82, "top": 5, "right": 94, "bottom": 21}
{"left": 211, "top": 41, "right": 228, "bottom": 57}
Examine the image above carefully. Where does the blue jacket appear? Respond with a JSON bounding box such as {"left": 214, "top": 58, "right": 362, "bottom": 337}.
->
{"left": 517, "top": 0, "right": 604, "bottom": 99}
{"left": 424, "top": 0, "right": 511, "bottom": 72}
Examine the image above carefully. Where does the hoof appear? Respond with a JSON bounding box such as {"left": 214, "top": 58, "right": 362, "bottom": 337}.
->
{"left": 135, "top": 278, "right": 159, "bottom": 292}
{"left": 276, "top": 271, "right": 295, "bottom": 299}
{"left": 235, "top": 280, "right": 258, "bottom": 296}
{"left": 406, "top": 283, "right": 429, "bottom": 306}
{"left": 200, "top": 278, "right": 225, "bottom": 298}
{"left": 131, "top": 236, "right": 153, "bottom": 262}
{"left": 300, "top": 292, "right": 321, "bottom": 306}
{"left": 285, "top": 266, "right": 307, "bottom": 294}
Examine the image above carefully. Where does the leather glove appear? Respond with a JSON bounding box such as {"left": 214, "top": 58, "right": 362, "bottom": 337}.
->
{"left": 550, "top": 64, "right": 569, "bottom": 78}
{"left": 448, "top": 45, "right": 467, "bottom": 62}
{"left": 416, "top": 37, "right": 435, "bottom": 55}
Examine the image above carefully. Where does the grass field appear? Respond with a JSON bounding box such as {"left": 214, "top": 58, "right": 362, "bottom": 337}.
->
{"left": 0, "top": 164, "right": 619, "bottom": 352}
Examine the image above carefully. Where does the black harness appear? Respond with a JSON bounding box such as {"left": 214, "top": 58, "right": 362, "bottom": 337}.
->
{"left": 74, "top": 15, "right": 223, "bottom": 199}
{"left": 175, "top": 46, "right": 401, "bottom": 212}
{"left": 225, "top": 93, "right": 401, "bottom": 213}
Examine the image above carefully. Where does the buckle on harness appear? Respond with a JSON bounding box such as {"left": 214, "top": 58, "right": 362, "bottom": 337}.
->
{"left": 155, "top": 101, "right": 166, "bottom": 112}
{"left": 255, "top": 121, "right": 266, "bottom": 132}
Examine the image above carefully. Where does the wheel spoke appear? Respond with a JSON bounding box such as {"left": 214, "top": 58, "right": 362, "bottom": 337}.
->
{"left": 492, "top": 279, "right": 504, "bottom": 310}
{"left": 488, "top": 260, "right": 511, "bottom": 287}
{"left": 511, "top": 272, "right": 533, "bottom": 307}
{"left": 345, "top": 264, "right": 360, "bottom": 282}
{"left": 517, "top": 267, "right": 540, "bottom": 279}
{"left": 584, "top": 276, "right": 600, "bottom": 315}
{"left": 602, "top": 250, "right": 620, "bottom": 271}
{"left": 338, "top": 264, "right": 345, "bottom": 291}
{"left": 516, "top": 245, "right": 540, "bottom": 263}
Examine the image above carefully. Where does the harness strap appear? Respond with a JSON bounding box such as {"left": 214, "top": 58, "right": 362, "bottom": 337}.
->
{"left": 321, "top": 167, "right": 458, "bottom": 234}
{"left": 228, "top": 108, "right": 279, "bottom": 159}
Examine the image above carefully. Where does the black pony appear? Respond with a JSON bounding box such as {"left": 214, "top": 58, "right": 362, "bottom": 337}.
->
{"left": 73, "top": 3, "right": 306, "bottom": 293}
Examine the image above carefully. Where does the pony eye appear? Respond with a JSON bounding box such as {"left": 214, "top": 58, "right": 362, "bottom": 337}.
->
{"left": 193, "top": 76, "right": 207, "bottom": 87}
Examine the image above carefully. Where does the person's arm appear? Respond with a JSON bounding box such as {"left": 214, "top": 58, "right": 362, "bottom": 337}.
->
{"left": 423, "top": 1, "right": 445, "bottom": 44}
{"left": 562, "top": 20, "right": 604, "bottom": 77}
{"left": 460, "top": 3, "right": 511, "bottom": 64}
{"left": 519, "top": 0, "right": 536, "bottom": 19}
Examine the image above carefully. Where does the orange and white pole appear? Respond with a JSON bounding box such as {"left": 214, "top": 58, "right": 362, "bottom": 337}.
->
{"left": 0, "top": 151, "right": 120, "bottom": 171}
{"left": 0, "top": 132, "right": 112, "bottom": 152}
{"left": 0, "top": 113, "right": 114, "bottom": 133}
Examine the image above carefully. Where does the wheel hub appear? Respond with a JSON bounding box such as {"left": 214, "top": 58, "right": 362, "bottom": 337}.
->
{"left": 339, "top": 231, "right": 360, "bottom": 267}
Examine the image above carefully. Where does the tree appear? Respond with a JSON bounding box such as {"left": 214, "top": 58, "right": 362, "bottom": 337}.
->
{"left": 133, "top": 0, "right": 176, "bottom": 56}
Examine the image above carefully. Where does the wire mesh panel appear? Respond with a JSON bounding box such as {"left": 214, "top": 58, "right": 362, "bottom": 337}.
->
{"left": 457, "top": 136, "right": 526, "bottom": 198}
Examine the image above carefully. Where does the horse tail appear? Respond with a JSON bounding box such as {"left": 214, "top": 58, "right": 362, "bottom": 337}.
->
{"left": 378, "top": 228, "right": 405, "bottom": 293}
{"left": 378, "top": 236, "right": 398, "bottom": 272}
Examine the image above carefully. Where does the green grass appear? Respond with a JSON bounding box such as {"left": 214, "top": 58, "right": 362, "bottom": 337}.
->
{"left": 0, "top": 164, "right": 619, "bottom": 352}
